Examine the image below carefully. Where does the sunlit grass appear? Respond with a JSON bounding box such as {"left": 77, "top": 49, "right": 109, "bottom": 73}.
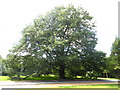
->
{"left": 100, "top": 78, "right": 118, "bottom": 79}
{"left": 97, "top": 77, "right": 118, "bottom": 80}
{"left": 76, "top": 76, "right": 82, "bottom": 78}
{"left": 0, "top": 76, "right": 11, "bottom": 81}
{"left": 58, "top": 84, "right": 118, "bottom": 88}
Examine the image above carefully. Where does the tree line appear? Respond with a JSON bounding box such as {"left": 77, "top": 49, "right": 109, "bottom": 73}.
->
{"left": 0, "top": 5, "right": 119, "bottom": 80}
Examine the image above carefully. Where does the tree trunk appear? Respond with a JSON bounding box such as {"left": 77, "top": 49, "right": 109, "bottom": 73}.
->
{"left": 59, "top": 66, "right": 66, "bottom": 79}
{"left": 106, "top": 73, "right": 109, "bottom": 78}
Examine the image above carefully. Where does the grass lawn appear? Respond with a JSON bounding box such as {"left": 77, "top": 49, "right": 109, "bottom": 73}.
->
{"left": 0, "top": 76, "right": 11, "bottom": 81}
{"left": 25, "top": 75, "right": 59, "bottom": 80}
{"left": 58, "top": 84, "right": 118, "bottom": 88}
{"left": 0, "top": 76, "right": 119, "bottom": 89}
{"left": 0, "top": 75, "right": 119, "bottom": 81}
{"left": 97, "top": 77, "right": 118, "bottom": 80}
{"left": 0, "top": 75, "right": 59, "bottom": 81}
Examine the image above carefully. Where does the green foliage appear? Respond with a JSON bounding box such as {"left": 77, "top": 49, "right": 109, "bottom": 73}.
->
{"left": 103, "top": 38, "right": 120, "bottom": 78}
{"left": 0, "top": 55, "right": 2, "bottom": 75}
{"left": 109, "top": 38, "right": 120, "bottom": 78}
{"left": 5, "top": 52, "right": 52, "bottom": 80}
{"left": 0, "top": 56, "right": 7, "bottom": 76}
{"left": 66, "top": 50, "right": 106, "bottom": 79}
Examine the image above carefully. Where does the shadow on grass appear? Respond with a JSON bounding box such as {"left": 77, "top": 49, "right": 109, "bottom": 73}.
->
{"left": 0, "top": 75, "right": 119, "bottom": 82}
{"left": 24, "top": 76, "right": 100, "bottom": 81}
{"left": 25, "top": 75, "right": 59, "bottom": 81}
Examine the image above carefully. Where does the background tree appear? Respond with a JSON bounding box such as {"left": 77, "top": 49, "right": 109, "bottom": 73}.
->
{"left": 0, "top": 55, "right": 8, "bottom": 76}
{"left": 0, "top": 55, "right": 2, "bottom": 76}
{"left": 108, "top": 38, "right": 120, "bottom": 78}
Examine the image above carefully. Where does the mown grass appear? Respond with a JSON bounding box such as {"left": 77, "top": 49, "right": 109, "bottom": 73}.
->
{"left": 58, "top": 84, "right": 118, "bottom": 88}
{"left": 0, "top": 75, "right": 119, "bottom": 81}
{"left": 0, "top": 76, "right": 11, "bottom": 81}
{"left": 0, "top": 75, "right": 59, "bottom": 81}
{"left": 25, "top": 75, "right": 59, "bottom": 81}
{"left": 0, "top": 76, "right": 119, "bottom": 89}
{"left": 97, "top": 77, "right": 118, "bottom": 80}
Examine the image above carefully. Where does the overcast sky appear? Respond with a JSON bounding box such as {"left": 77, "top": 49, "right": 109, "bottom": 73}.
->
{"left": 0, "top": 0, "right": 118, "bottom": 58}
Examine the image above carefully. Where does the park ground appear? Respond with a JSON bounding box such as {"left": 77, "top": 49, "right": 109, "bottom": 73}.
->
{"left": 0, "top": 76, "right": 119, "bottom": 88}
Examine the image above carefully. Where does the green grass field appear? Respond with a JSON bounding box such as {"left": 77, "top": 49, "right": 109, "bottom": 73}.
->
{"left": 25, "top": 75, "right": 59, "bottom": 80}
{"left": 58, "top": 84, "right": 118, "bottom": 88}
{"left": 0, "top": 76, "right": 119, "bottom": 88}
{"left": 0, "top": 76, "right": 11, "bottom": 81}
{"left": 0, "top": 75, "right": 59, "bottom": 81}
{"left": 97, "top": 77, "right": 118, "bottom": 80}
{"left": 0, "top": 75, "right": 119, "bottom": 81}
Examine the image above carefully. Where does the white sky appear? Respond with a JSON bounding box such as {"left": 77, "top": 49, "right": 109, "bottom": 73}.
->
{"left": 0, "top": 0, "right": 118, "bottom": 58}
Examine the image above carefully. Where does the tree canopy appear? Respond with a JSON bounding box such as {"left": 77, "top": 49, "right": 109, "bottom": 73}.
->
{"left": 107, "top": 38, "right": 120, "bottom": 78}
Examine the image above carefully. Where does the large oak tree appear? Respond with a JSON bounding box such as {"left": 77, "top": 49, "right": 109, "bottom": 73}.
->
{"left": 6, "top": 5, "right": 102, "bottom": 79}
{"left": 20, "top": 5, "right": 97, "bottom": 79}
